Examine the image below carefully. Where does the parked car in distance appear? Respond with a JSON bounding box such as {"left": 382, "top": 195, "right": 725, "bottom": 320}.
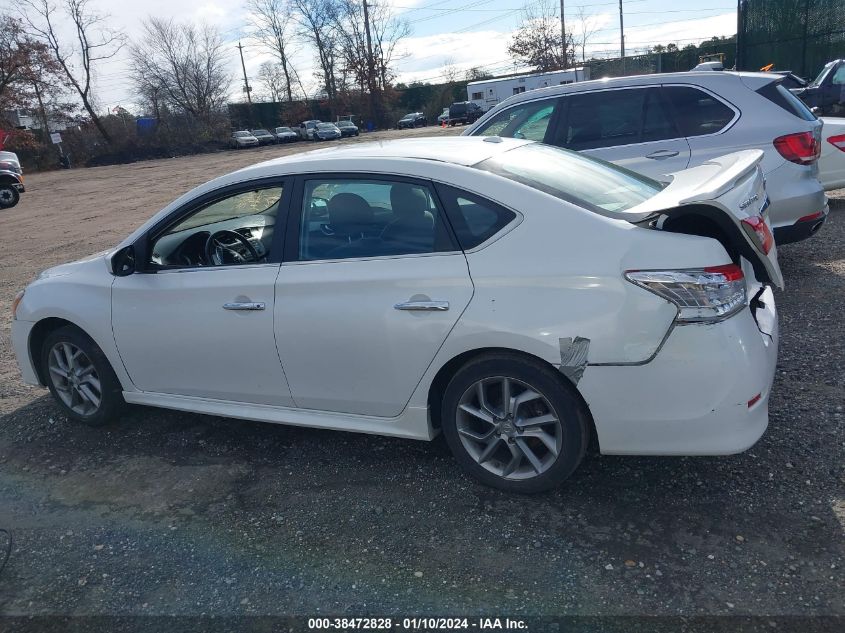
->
{"left": 298, "top": 120, "right": 321, "bottom": 140}
{"left": 336, "top": 120, "right": 360, "bottom": 137}
{"left": 818, "top": 117, "right": 845, "bottom": 191}
{"left": 274, "top": 126, "right": 298, "bottom": 143}
{"left": 448, "top": 101, "right": 483, "bottom": 126}
{"left": 437, "top": 108, "right": 450, "bottom": 125}
{"left": 793, "top": 59, "right": 845, "bottom": 116}
{"left": 313, "top": 122, "right": 341, "bottom": 141}
{"left": 230, "top": 130, "right": 259, "bottom": 149}
{"left": 465, "top": 71, "right": 828, "bottom": 244}
{"left": 11, "top": 137, "right": 782, "bottom": 493}
{"left": 0, "top": 150, "right": 24, "bottom": 209}
{"left": 0, "top": 150, "right": 22, "bottom": 172}
{"left": 251, "top": 129, "right": 277, "bottom": 145}
{"left": 398, "top": 112, "right": 426, "bottom": 129}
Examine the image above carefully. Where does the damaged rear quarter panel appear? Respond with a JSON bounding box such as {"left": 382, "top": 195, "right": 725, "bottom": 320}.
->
{"left": 428, "top": 183, "right": 734, "bottom": 369}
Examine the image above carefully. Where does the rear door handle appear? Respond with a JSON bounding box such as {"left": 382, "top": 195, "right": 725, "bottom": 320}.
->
{"left": 394, "top": 300, "right": 450, "bottom": 311}
{"left": 223, "top": 302, "right": 266, "bottom": 311}
{"left": 646, "top": 149, "right": 680, "bottom": 159}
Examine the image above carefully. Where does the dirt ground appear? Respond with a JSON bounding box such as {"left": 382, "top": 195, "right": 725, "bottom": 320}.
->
{"left": 0, "top": 129, "right": 843, "bottom": 625}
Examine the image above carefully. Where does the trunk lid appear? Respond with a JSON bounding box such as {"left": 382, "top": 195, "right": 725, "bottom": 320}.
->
{"left": 625, "top": 150, "right": 784, "bottom": 289}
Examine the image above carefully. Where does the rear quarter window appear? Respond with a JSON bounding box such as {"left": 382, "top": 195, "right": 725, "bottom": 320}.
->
{"left": 436, "top": 185, "right": 517, "bottom": 250}
{"left": 756, "top": 81, "right": 817, "bottom": 121}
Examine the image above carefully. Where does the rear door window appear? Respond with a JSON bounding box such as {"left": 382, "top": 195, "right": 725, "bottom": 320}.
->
{"left": 663, "top": 86, "right": 735, "bottom": 136}
{"left": 553, "top": 87, "right": 678, "bottom": 150}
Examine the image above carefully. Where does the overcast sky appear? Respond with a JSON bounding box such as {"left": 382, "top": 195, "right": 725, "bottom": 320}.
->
{"left": 6, "top": 0, "right": 739, "bottom": 112}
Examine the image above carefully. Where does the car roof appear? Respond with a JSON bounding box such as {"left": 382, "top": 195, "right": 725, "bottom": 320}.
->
{"left": 485, "top": 70, "right": 776, "bottom": 109}
{"left": 241, "top": 136, "right": 532, "bottom": 173}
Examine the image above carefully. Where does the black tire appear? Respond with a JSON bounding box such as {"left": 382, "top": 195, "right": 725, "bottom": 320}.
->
{"left": 0, "top": 185, "right": 20, "bottom": 209}
{"left": 41, "top": 325, "right": 125, "bottom": 427}
{"left": 440, "top": 353, "right": 589, "bottom": 494}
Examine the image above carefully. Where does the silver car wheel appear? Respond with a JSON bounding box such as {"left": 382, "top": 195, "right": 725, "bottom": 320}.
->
{"left": 0, "top": 187, "right": 14, "bottom": 204}
{"left": 456, "top": 376, "right": 563, "bottom": 480}
{"left": 47, "top": 341, "right": 102, "bottom": 416}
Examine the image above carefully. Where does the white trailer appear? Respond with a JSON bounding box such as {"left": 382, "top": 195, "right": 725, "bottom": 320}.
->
{"left": 467, "top": 67, "right": 590, "bottom": 112}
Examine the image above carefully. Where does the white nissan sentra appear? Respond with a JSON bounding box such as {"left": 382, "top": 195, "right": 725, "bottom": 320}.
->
{"left": 11, "top": 137, "right": 781, "bottom": 493}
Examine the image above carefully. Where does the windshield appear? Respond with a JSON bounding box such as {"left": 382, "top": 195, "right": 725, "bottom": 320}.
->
{"left": 809, "top": 61, "right": 835, "bottom": 88}
{"left": 253, "top": 130, "right": 270, "bottom": 135}
{"left": 317, "top": 123, "right": 336, "bottom": 130}
{"left": 234, "top": 131, "right": 252, "bottom": 137}
{"left": 475, "top": 143, "right": 662, "bottom": 213}
{"left": 276, "top": 127, "right": 292, "bottom": 133}
{"left": 337, "top": 121, "right": 353, "bottom": 127}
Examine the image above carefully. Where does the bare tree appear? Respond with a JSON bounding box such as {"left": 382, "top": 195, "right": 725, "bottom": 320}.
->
{"left": 130, "top": 18, "right": 231, "bottom": 124}
{"left": 247, "top": 0, "right": 298, "bottom": 101}
{"left": 291, "top": 0, "right": 338, "bottom": 100}
{"left": 20, "top": 0, "right": 125, "bottom": 143}
{"left": 507, "top": 0, "right": 573, "bottom": 72}
{"left": 258, "top": 60, "right": 287, "bottom": 102}
{"left": 573, "top": 5, "right": 600, "bottom": 64}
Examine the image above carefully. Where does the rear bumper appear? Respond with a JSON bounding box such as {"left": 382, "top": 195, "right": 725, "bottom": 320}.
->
{"left": 772, "top": 205, "right": 828, "bottom": 244}
{"left": 579, "top": 294, "right": 778, "bottom": 456}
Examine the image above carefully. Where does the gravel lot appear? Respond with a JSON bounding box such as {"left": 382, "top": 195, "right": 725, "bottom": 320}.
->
{"left": 0, "top": 130, "right": 842, "bottom": 625}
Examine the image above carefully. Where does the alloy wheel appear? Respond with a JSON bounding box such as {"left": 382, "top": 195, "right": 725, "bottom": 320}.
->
{"left": 455, "top": 376, "right": 563, "bottom": 480}
{"left": 47, "top": 341, "right": 103, "bottom": 416}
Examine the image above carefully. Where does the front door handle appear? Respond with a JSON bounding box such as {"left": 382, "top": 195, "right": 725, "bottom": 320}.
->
{"left": 223, "top": 302, "right": 266, "bottom": 311}
{"left": 394, "top": 300, "right": 450, "bottom": 312}
{"left": 646, "top": 149, "right": 680, "bottom": 159}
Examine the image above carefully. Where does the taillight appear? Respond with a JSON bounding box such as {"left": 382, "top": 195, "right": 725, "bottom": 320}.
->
{"left": 625, "top": 264, "right": 746, "bottom": 322}
{"left": 773, "top": 131, "right": 820, "bottom": 164}
{"left": 828, "top": 134, "right": 845, "bottom": 152}
{"left": 740, "top": 215, "right": 774, "bottom": 255}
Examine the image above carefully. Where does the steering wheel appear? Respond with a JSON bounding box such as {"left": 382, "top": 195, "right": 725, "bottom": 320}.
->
{"left": 204, "top": 229, "right": 261, "bottom": 265}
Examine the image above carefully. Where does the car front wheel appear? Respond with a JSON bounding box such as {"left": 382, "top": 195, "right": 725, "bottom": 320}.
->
{"left": 441, "top": 354, "right": 589, "bottom": 493}
{"left": 42, "top": 325, "right": 125, "bottom": 427}
{"left": 0, "top": 185, "right": 20, "bottom": 208}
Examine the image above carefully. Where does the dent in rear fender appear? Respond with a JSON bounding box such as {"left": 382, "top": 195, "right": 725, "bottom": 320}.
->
{"left": 558, "top": 337, "right": 590, "bottom": 384}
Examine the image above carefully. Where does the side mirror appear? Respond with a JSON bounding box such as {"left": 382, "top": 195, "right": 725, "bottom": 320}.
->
{"left": 109, "top": 245, "right": 136, "bottom": 277}
{"left": 811, "top": 106, "right": 821, "bottom": 115}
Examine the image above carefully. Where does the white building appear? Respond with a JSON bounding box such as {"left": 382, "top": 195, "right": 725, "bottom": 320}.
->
{"left": 467, "top": 67, "right": 590, "bottom": 112}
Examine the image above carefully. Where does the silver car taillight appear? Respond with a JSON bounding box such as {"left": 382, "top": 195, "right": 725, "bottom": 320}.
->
{"left": 625, "top": 264, "right": 747, "bottom": 323}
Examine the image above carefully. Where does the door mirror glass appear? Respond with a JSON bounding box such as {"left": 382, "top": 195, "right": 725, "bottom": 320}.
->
{"left": 111, "top": 245, "right": 136, "bottom": 276}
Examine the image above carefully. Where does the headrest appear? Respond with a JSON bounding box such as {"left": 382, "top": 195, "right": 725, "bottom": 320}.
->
{"left": 389, "top": 184, "right": 428, "bottom": 219}
{"left": 327, "top": 193, "right": 374, "bottom": 229}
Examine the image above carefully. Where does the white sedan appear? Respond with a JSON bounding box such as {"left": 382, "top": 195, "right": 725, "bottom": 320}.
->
{"left": 819, "top": 117, "right": 845, "bottom": 191}
{"left": 12, "top": 137, "right": 781, "bottom": 493}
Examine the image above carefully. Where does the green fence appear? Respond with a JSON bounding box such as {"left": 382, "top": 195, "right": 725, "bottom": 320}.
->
{"left": 738, "top": 0, "right": 845, "bottom": 78}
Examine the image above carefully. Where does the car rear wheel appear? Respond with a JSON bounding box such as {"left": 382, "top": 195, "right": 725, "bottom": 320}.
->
{"left": 0, "top": 185, "right": 19, "bottom": 208}
{"left": 42, "top": 325, "right": 125, "bottom": 427}
{"left": 441, "top": 354, "right": 589, "bottom": 493}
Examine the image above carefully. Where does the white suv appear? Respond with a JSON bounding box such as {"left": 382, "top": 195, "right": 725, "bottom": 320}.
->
{"left": 464, "top": 71, "right": 828, "bottom": 244}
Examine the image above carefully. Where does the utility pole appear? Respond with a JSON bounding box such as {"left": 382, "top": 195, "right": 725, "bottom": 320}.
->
{"left": 619, "top": 0, "right": 625, "bottom": 74}
{"left": 560, "top": 0, "right": 567, "bottom": 69}
{"left": 362, "top": 0, "right": 382, "bottom": 127}
{"left": 237, "top": 42, "right": 252, "bottom": 104}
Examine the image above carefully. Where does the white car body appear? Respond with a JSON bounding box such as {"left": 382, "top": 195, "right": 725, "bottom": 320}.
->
{"left": 11, "top": 138, "right": 781, "bottom": 488}
{"left": 463, "top": 71, "right": 829, "bottom": 244}
{"left": 818, "top": 117, "right": 845, "bottom": 190}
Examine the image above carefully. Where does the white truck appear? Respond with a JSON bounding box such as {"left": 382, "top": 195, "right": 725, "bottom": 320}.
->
{"left": 467, "top": 67, "right": 589, "bottom": 112}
